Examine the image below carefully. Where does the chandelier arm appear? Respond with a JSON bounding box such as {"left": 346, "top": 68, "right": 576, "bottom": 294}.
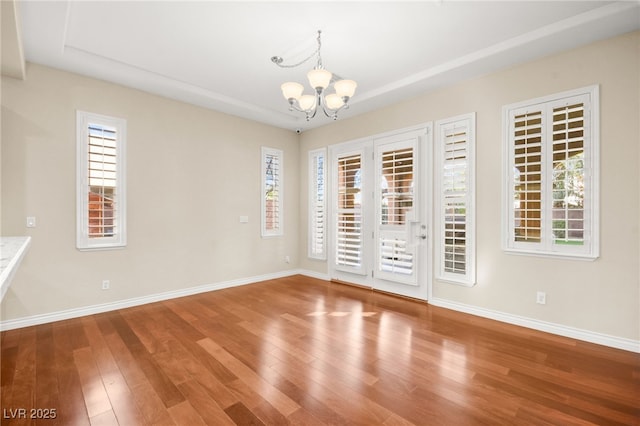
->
{"left": 286, "top": 97, "right": 320, "bottom": 121}
{"left": 319, "top": 97, "right": 334, "bottom": 119}
{"left": 286, "top": 99, "right": 307, "bottom": 114}
{"left": 306, "top": 105, "right": 319, "bottom": 121}
{"left": 320, "top": 107, "right": 335, "bottom": 120}
{"left": 318, "top": 94, "right": 350, "bottom": 120}
{"left": 302, "top": 93, "right": 321, "bottom": 121}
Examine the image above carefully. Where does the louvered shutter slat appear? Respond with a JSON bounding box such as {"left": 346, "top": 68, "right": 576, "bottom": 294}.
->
{"left": 512, "top": 110, "right": 543, "bottom": 243}
{"left": 87, "top": 123, "right": 119, "bottom": 239}
{"left": 336, "top": 153, "right": 362, "bottom": 268}
{"left": 378, "top": 147, "right": 415, "bottom": 276}
{"left": 551, "top": 103, "right": 585, "bottom": 246}
{"left": 309, "top": 151, "right": 326, "bottom": 258}
{"left": 441, "top": 123, "right": 470, "bottom": 275}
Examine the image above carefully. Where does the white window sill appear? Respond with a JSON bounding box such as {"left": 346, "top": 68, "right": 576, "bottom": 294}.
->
{"left": 503, "top": 248, "right": 599, "bottom": 261}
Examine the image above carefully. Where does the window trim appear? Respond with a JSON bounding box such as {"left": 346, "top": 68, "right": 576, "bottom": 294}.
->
{"left": 502, "top": 85, "right": 599, "bottom": 260}
{"left": 308, "top": 148, "right": 327, "bottom": 259}
{"left": 261, "top": 146, "right": 284, "bottom": 238}
{"left": 434, "top": 113, "right": 476, "bottom": 286}
{"left": 76, "top": 110, "right": 127, "bottom": 251}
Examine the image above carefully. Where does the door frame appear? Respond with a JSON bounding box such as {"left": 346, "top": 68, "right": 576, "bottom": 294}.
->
{"left": 327, "top": 123, "right": 433, "bottom": 301}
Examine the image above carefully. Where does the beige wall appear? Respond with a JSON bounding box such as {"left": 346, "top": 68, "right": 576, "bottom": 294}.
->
{"left": 1, "top": 64, "right": 299, "bottom": 320}
{"left": 299, "top": 31, "right": 640, "bottom": 342}
{"left": 2, "top": 31, "right": 638, "bottom": 344}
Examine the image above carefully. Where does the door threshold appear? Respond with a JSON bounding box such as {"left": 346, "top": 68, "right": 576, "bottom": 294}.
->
{"left": 330, "top": 279, "right": 429, "bottom": 304}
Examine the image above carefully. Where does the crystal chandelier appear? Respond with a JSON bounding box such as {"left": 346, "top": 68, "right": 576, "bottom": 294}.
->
{"left": 271, "top": 30, "right": 357, "bottom": 121}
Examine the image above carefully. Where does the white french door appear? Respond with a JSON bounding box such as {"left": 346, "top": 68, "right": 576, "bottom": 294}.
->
{"left": 329, "top": 125, "right": 431, "bottom": 300}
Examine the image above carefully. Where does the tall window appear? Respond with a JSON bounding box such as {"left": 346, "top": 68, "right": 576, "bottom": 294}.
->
{"left": 76, "top": 111, "right": 126, "bottom": 250}
{"left": 335, "top": 152, "right": 363, "bottom": 271}
{"left": 503, "top": 85, "right": 599, "bottom": 259}
{"left": 435, "top": 113, "right": 476, "bottom": 286}
{"left": 309, "top": 149, "right": 326, "bottom": 259}
{"left": 261, "top": 147, "right": 283, "bottom": 237}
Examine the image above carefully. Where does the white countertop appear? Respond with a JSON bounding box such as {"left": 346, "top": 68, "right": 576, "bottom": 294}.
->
{"left": 0, "top": 236, "right": 32, "bottom": 302}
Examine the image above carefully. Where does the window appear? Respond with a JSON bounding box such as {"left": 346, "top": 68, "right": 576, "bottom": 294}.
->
{"left": 76, "top": 111, "right": 126, "bottom": 250}
{"left": 435, "top": 113, "right": 476, "bottom": 286}
{"left": 261, "top": 147, "right": 283, "bottom": 237}
{"left": 503, "top": 85, "right": 599, "bottom": 259}
{"left": 309, "top": 149, "right": 326, "bottom": 259}
{"left": 335, "top": 151, "right": 363, "bottom": 271}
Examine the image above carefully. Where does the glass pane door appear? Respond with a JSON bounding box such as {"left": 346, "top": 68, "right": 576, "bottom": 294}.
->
{"left": 375, "top": 139, "right": 418, "bottom": 286}
{"left": 335, "top": 151, "right": 365, "bottom": 275}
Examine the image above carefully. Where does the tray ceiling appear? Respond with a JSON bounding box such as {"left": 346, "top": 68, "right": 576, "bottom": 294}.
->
{"left": 13, "top": 1, "right": 640, "bottom": 131}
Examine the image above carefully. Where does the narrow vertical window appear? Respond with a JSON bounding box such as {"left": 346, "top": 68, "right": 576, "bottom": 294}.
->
{"left": 435, "top": 113, "right": 476, "bottom": 285}
{"left": 77, "top": 111, "right": 126, "bottom": 250}
{"left": 309, "top": 149, "right": 326, "bottom": 259}
{"left": 503, "top": 85, "right": 598, "bottom": 259}
{"left": 261, "top": 147, "right": 283, "bottom": 237}
{"left": 335, "top": 152, "right": 362, "bottom": 270}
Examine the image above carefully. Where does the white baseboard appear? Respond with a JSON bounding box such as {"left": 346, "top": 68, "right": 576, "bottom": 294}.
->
{"left": 298, "top": 269, "right": 330, "bottom": 281}
{"left": 3, "top": 270, "right": 637, "bottom": 354}
{"left": 429, "top": 297, "right": 640, "bottom": 353}
{"left": 0, "top": 269, "right": 300, "bottom": 331}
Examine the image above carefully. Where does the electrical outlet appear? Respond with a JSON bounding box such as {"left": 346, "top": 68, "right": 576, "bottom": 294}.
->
{"left": 536, "top": 291, "right": 546, "bottom": 305}
{"left": 26, "top": 216, "right": 36, "bottom": 228}
{"left": 102, "top": 280, "right": 110, "bottom": 290}
{"left": 285, "top": 255, "right": 290, "bottom": 264}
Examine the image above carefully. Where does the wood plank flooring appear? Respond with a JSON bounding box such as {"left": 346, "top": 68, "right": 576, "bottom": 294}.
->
{"left": 1, "top": 275, "right": 639, "bottom": 425}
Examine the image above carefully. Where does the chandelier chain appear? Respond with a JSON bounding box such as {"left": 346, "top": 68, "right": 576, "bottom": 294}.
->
{"left": 272, "top": 30, "right": 323, "bottom": 69}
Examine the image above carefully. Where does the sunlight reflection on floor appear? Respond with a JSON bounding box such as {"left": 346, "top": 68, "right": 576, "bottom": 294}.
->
{"left": 439, "top": 340, "right": 469, "bottom": 384}
{"left": 306, "top": 311, "right": 378, "bottom": 317}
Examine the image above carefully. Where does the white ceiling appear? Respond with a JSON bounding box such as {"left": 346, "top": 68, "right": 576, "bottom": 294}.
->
{"left": 14, "top": 1, "right": 640, "bottom": 132}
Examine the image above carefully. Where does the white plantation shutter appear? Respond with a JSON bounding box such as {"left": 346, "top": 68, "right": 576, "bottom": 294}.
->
{"left": 77, "top": 111, "right": 126, "bottom": 250}
{"left": 435, "top": 114, "right": 475, "bottom": 285}
{"left": 504, "top": 86, "right": 598, "bottom": 259}
{"left": 309, "top": 149, "right": 326, "bottom": 259}
{"left": 380, "top": 148, "right": 413, "bottom": 225}
{"left": 379, "top": 238, "right": 412, "bottom": 272}
{"left": 335, "top": 152, "right": 363, "bottom": 272}
{"left": 512, "top": 109, "right": 544, "bottom": 246}
{"left": 262, "top": 147, "right": 283, "bottom": 237}
{"left": 88, "top": 124, "right": 117, "bottom": 237}
{"left": 378, "top": 147, "right": 414, "bottom": 277}
{"left": 551, "top": 102, "right": 586, "bottom": 246}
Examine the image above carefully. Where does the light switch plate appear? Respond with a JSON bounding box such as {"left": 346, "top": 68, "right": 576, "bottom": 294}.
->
{"left": 26, "top": 217, "right": 36, "bottom": 228}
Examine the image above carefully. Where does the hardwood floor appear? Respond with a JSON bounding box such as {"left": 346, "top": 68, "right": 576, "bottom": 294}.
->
{"left": 1, "top": 275, "right": 639, "bottom": 425}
